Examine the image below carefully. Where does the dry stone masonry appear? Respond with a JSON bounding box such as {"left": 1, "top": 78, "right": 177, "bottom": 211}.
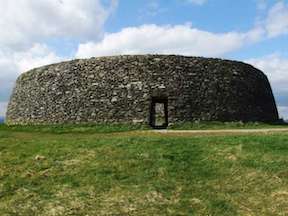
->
{"left": 6, "top": 55, "right": 279, "bottom": 126}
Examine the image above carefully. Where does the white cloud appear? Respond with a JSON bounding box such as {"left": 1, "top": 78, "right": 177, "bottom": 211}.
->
{"left": 0, "top": 0, "right": 117, "bottom": 49}
{"left": 139, "top": 1, "right": 168, "bottom": 18}
{"left": 246, "top": 54, "right": 288, "bottom": 92}
{"left": 75, "top": 1, "right": 288, "bottom": 60}
{"left": 0, "top": 0, "right": 118, "bottom": 117}
{"left": 266, "top": 1, "right": 288, "bottom": 37}
{"left": 246, "top": 54, "right": 288, "bottom": 119}
{"left": 256, "top": 0, "right": 268, "bottom": 11}
{"left": 76, "top": 24, "right": 264, "bottom": 58}
{"left": 0, "top": 52, "right": 19, "bottom": 103}
{"left": 278, "top": 106, "right": 288, "bottom": 120}
{"left": 0, "top": 102, "right": 8, "bottom": 117}
{"left": 186, "top": 0, "right": 207, "bottom": 5}
{"left": 14, "top": 44, "right": 63, "bottom": 73}
{"left": 0, "top": 44, "right": 63, "bottom": 107}
{"left": 1, "top": 0, "right": 288, "bottom": 120}
{"left": 77, "top": 0, "right": 288, "bottom": 60}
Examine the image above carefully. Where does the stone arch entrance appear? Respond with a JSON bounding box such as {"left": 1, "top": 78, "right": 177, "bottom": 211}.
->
{"left": 149, "top": 97, "right": 168, "bottom": 129}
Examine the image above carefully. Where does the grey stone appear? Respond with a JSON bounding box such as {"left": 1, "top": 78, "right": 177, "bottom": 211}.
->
{"left": 5, "top": 55, "right": 279, "bottom": 125}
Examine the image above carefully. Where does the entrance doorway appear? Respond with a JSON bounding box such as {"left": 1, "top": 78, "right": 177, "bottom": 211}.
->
{"left": 150, "top": 97, "right": 168, "bottom": 129}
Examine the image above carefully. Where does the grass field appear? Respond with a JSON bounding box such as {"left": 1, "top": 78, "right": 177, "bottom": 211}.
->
{"left": 1, "top": 124, "right": 288, "bottom": 215}
{"left": 0, "top": 121, "right": 287, "bottom": 134}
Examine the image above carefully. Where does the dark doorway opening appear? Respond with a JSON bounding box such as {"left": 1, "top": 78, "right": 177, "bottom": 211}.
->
{"left": 150, "top": 97, "right": 168, "bottom": 129}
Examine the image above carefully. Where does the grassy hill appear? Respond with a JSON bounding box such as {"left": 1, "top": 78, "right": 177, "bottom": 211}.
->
{"left": 0, "top": 124, "right": 288, "bottom": 215}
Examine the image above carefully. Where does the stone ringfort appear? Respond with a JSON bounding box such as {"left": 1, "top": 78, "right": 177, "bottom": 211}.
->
{"left": 6, "top": 55, "right": 279, "bottom": 127}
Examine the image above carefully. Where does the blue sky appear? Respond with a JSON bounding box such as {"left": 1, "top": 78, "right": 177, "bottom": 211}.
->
{"left": 107, "top": 0, "right": 259, "bottom": 32}
{"left": 104, "top": 0, "right": 288, "bottom": 58}
{"left": 0, "top": 0, "right": 288, "bottom": 119}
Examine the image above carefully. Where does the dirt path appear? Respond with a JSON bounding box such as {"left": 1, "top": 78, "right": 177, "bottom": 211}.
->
{"left": 150, "top": 128, "right": 288, "bottom": 135}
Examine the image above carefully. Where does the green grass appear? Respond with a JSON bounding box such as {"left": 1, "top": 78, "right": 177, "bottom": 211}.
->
{"left": 0, "top": 123, "right": 149, "bottom": 134}
{"left": 169, "top": 121, "right": 288, "bottom": 130}
{"left": 1, "top": 121, "right": 287, "bottom": 134}
{"left": 1, "top": 125, "right": 288, "bottom": 215}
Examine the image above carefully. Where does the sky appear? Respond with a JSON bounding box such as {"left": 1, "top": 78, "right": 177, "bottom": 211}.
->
{"left": 0, "top": 0, "right": 288, "bottom": 119}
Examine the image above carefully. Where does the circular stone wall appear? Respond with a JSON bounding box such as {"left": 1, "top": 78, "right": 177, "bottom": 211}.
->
{"left": 6, "top": 55, "right": 279, "bottom": 125}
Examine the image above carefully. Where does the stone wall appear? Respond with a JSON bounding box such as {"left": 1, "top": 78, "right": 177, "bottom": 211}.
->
{"left": 6, "top": 55, "right": 279, "bottom": 125}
